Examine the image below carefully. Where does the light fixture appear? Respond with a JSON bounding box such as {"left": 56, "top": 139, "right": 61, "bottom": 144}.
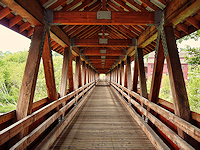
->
{"left": 98, "top": 33, "right": 109, "bottom": 36}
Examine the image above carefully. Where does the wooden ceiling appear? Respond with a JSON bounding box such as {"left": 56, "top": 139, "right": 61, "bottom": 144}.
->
{"left": 0, "top": 0, "right": 200, "bottom": 73}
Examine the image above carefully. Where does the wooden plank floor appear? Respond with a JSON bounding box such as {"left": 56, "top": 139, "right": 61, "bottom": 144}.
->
{"left": 50, "top": 81, "right": 155, "bottom": 150}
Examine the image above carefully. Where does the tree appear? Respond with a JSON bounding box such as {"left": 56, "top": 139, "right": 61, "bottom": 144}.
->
{"left": 187, "top": 67, "right": 200, "bottom": 113}
{"left": 159, "top": 75, "right": 173, "bottom": 103}
{"left": 178, "top": 29, "right": 200, "bottom": 42}
{"left": 183, "top": 46, "right": 200, "bottom": 67}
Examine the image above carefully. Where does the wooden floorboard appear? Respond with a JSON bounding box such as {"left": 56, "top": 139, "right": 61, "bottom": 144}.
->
{"left": 50, "top": 81, "right": 155, "bottom": 150}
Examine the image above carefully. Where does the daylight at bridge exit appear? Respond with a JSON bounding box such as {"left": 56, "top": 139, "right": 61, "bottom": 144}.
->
{"left": 0, "top": 0, "right": 200, "bottom": 149}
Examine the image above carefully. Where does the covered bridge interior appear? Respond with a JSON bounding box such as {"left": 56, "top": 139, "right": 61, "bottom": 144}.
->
{"left": 0, "top": 0, "right": 200, "bottom": 149}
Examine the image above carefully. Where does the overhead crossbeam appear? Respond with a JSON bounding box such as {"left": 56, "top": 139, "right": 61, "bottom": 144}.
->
{"left": 52, "top": 11, "right": 154, "bottom": 25}
{"left": 83, "top": 49, "right": 124, "bottom": 56}
{"left": 71, "top": 39, "right": 133, "bottom": 47}
{"left": 87, "top": 56, "right": 119, "bottom": 60}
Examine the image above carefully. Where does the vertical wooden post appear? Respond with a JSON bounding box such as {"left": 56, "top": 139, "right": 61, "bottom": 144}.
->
{"left": 124, "top": 61, "right": 128, "bottom": 88}
{"left": 114, "top": 68, "right": 116, "bottom": 82}
{"left": 132, "top": 60, "right": 138, "bottom": 92}
{"left": 116, "top": 65, "right": 118, "bottom": 83}
{"left": 68, "top": 51, "right": 74, "bottom": 92}
{"left": 86, "top": 64, "right": 88, "bottom": 84}
{"left": 88, "top": 66, "right": 90, "bottom": 83}
{"left": 149, "top": 40, "right": 164, "bottom": 104}
{"left": 164, "top": 26, "right": 191, "bottom": 140}
{"left": 74, "top": 56, "right": 81, "bottom": 90}
{"left": 82, "top": 61, "right": 86, "bottom": 86}
{"left": 118, "top": 64, "right": 121, "bottom": 84}
{"left": 81, "top": 61, "right": 86, "bottom": 86}
{"left": 137, "top": 48, "right": 148, "bottom": 107}
{"left": 121, "top": 61, "right": 125, "bottom": 86}
{"left": 60, "top": 47, "right": 70, "bottom": 98}
{"left": 16, "top": 26, "right": 43, "bottom": 137}
{"left": 126, "top": 56, "right": 132, "bottom": 90}
{"left": 42, "top": 34, "right": 57, "bottom": 102}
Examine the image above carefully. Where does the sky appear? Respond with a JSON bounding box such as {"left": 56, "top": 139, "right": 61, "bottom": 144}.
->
{"left": 0, "top": 24, "right": 199, "bottom": 53}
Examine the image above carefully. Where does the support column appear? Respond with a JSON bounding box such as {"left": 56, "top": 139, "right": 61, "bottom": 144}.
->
{"left": 88, "top": 66, "right": 90, "bottom": 83}
{"left": 126, "top": 56, "right": 132, "bottom": 90}
{"left": 121, "top": 61, "right": 125, "bottom": 86}
{"left": 124, "top": 61, "right": 127, "bottom": 88}
{"left": 68, "top": 51, "right": 74, "bottom": 92}
{"left": 149, "top": 40, "right": 164, "bottom": 104}
{"left": 118, "top": 64, "right": 121, "bottom": 84}
{"left": 60, "top": 47, "right": 70, "bottom": 97}
{"left": 74, "top": 56, "right": 81, "bottom": 90}
{"left": 82, "top": 61, "right": 86, "bottom": 86}
{"left": 42, "top": 33, "right": 57, "bottom": 103}
{"left": 132, "top": 60, "right": 138, "bottom": 92}
{"left": 137, "top": 48, "right": 148, "bottom": 105}
{"left": 16, "top": 26, "right": 43, "bottom": 137}
{"left": 164, "top": 26, "right": 191, "bottom": 140}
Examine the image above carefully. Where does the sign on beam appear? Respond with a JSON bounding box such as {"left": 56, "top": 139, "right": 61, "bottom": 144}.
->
{"left": 100, "top": 49, "right": 107, "bottom": 53}
{"left": 97, "top": 11, "right": 111, "bottom": 19}
{"left": 99, "top": 38, "right": 108, "bottom": 44}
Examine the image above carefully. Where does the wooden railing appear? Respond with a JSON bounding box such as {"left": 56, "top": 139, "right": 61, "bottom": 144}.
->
{"left": 109, "top": 80, "right": 200, "bottom": 150}
{"left": 0, "top": 80, "right": 97, "bottom": 149}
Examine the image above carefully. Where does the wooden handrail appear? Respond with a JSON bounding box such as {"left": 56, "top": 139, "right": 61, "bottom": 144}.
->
{"left": 10, "top": 82, "right": 96, "bottom": 150}
{"left": 0, "top": 97, "right": 48, "bottom": 126}
{"left": 111, "top": 82, "right": 194, "bottom": 150}
{"left": 157, "top": 99, "right": 200, "bottom": 123}
{"left": 110, "top": 81, "right": 200, "bottom": 143}
{"left": 0, "top": 80, "right": 95, "bottom": 146}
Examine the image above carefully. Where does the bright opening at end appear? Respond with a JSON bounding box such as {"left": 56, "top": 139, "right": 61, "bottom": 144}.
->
{"left": 99, "top": 74, "right": 106, "bottom": 80}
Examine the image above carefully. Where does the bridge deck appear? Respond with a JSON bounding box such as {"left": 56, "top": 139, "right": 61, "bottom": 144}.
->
{"left": 50, "top": 81, "right": 155, "bottom": 149}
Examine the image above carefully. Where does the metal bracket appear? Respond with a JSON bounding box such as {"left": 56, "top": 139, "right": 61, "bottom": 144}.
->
{"left": 97, "top": 11, "right": 111, "bottom": 19}
{"left": 70, "top": 38, "right": 75, "bottom": 46}
{"left": 132, "top": 38, "right": 137, "bottom": 47}
{"left": 99, "top": 38, "right": 108, "bottom": 44}
{"left": 154, "top": 10, "right": 163, "bottom": 25}
{"left": 100, "top": 49, "right": 107, "bottom": 53}
{"left": 123, "top": 50, "right": 127, "bottom": 55}
{"left": 46, "top": 9, "right": 54, "bottom": 24}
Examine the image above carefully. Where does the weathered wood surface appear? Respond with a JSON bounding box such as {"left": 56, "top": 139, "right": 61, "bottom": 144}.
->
{"left": 111, "top": 81, "right": 200, "bottom": 143}
{"left": 111, "top": 82, "right": 194, "bottom": 150}
{"left": 50, "top": 81, "right": 155, "bottom": 149}
{"left": 0, "top": 81, "right": 95, "bottom": 146}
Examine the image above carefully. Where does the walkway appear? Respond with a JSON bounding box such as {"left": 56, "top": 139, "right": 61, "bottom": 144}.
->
{"left": 50, "top": 81, "right": 155, "bottom": 149}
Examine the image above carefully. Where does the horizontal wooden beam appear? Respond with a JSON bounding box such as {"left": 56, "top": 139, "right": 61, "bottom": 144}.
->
{"left": 127, "top": 0, "right": 200, "bottom": 56}
{"left": 73, "top": 39, "right": 132, "bottom": 47}
{"left": 90, "top": 60, "right": 116, "bottom": 64}
{"left": 87, "top": 56, "right": 119, "bottom": 60}
{"left": 83, "top": 49, "right": 124, "bottom": 56}
{"left": 53, "top": 11, "right": 154, "bottom": 25}
{"left": 1, "top": 0, "right": 80, "bottom": 56}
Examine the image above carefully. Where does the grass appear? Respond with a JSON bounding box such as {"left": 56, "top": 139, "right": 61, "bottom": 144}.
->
{"left": 0, "top": 104, "right": 16, "bottom": 113}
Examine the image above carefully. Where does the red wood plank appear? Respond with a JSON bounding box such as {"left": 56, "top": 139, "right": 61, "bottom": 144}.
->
{"left": 0, "top": 7, "right": 11, "bottom": 20}
{"left": 53, "top": 11, "right": 154, "bottom": 25}
{"left": 16, "top": 26, "right": 43, "bottom": 137}
{"left": 164, "top": 27, "right": 198, "bottom": 147}
{"left": 149, "top": 40, "right": 164, "bottom": 104}
{"left": 60, "top": 47, "right": 70, "bottom": 97}
{"left": 68, "top": 50, "right": 74, "bottom": 92}
{"left": 74, "top": 39, "right": 132, "bottom": 47}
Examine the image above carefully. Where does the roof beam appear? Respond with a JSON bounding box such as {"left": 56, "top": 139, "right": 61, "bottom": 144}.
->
{"left": 87, "top": 56, "right": 119, "bottom": 60}
{"left": 127, "top": 0, "right": 200, "bottom": 57}
{"left": 53, "top": 11, "right": 154, "bottom": 25}
{"left": 83, "top": 49, "right": 124, "bottom": 56}
{"left": 1, "top": 0, "right": 80, "bottom": 56}
{"left": 72, "top": 39, "right": 133, "bottom": 47}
